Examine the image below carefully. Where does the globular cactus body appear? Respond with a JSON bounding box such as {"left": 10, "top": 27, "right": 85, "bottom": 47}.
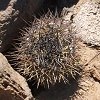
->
{"left": 15, "top": 11, "right": 80, "bottom": 88}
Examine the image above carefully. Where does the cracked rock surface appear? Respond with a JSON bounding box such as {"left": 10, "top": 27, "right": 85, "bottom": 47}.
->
{"left": 73, "top": 1, "right": 100, "bottom": 46}
{"left": 0, "top": 53, "right": 34, "bottom": 100}
{"left": 72, "top": 41, "right": 100, "bottom": 100}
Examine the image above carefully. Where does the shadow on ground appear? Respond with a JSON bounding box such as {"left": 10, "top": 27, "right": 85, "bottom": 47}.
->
{"left": 28, "top": 78, "right": 79, "bottom": 100}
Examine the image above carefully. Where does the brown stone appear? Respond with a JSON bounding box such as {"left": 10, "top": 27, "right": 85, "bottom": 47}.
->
{"left": 0, "top": 53, "right": 34, "bottom": 100}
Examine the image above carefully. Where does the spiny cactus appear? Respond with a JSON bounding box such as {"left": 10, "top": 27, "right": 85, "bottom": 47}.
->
{"left": 14, "top": 11, "right": 80, "bottom": 88}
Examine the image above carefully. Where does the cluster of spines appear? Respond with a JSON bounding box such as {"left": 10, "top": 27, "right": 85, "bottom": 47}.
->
{"left": 14, "top": 11, "right": 80, "bottom": 88}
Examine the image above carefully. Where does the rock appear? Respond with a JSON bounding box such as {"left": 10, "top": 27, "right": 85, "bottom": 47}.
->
{"left": 73, "top": 76, "right": 100, "bottom": 100}
{"left": 0, "top": 53, "right": 34, "bottom": 100}
{"left": 73, "top": 1, "right": 100, "bottom": 46}
{"left": 0, "top": 0, "right": 44, "bottom": 52}
{"left": 71, "top": 41, "right": 100, "bottom": 100}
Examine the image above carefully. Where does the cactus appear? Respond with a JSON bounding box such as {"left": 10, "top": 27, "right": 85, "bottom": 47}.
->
{"left": 14, "top": 11, "right": 80, "bottom": 88}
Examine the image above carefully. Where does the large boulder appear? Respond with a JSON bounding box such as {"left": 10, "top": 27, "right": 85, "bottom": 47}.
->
{"left": 0, "top": 53, "right": 34, "bottom": 100}
{"left": 0, "top": 0, "right": 44, "bottom": 52}
{"left": 73, "top": 1, "right": 100, "bottom": 46}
